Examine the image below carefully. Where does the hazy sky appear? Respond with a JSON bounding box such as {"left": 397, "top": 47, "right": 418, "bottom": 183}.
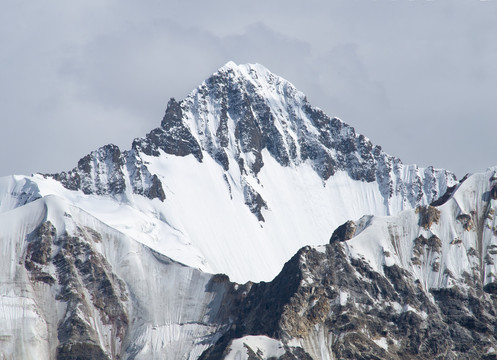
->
{"left": 1, "top": 1, "right": 496, "bottom": 179}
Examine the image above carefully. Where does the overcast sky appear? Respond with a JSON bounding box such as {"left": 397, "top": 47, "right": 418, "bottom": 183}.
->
{"left": 1, "top": 1, "right": 496, "bottom": 179}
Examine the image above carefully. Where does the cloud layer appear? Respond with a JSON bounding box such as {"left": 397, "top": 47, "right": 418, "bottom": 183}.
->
{"left": 1, "top": 1, "right": 496, "bottom": 178}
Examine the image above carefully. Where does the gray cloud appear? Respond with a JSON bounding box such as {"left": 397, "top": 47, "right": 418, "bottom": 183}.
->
{"left": 1, "top": 1, "right": 496, "bottom": 178}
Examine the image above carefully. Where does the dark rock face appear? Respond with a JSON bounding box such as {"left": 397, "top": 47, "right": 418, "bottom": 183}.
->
{"left": 54, "top": 231, "right": 128, "bottom": 357}
{"left": 233, "top": 95, "right": 264, "bottom": 174}
{"left": 52, "top": 144, "right": 126, "bottom": 196}
{"left": 411, "top": 235, "right": 442, "bottom": 267}
{"left": 242, "top": 181, "right": 267, "bottom": 221}
{"left": 25, "top": 221, "right": 56, "bottom": 285}
{"left": 56, "top": 343, "right": 110, "bottom": 360}
{"left": 201, "top": 239, "right": 497, "bottom": 359}
{"left": 329, "top": 220, "right": 356, "bottom": 243}
{"left": 138, "top": 98, "right": 203, "bottom": 161}
{"left": 457, "top": 213, "right": 475, "bottom": 231}
{"left": 431, "top": 286, "right": 497, "bottom": 357}
{"left": 491, "top": 184, "right": 497, "bottom": 201}
{"left": 146, "top": 174, "right": 166, "bottom": 201}
{"left": 199, "top": 249, "right": 308, "bottom": 360}
{"left": 49, "top": 145, "right": 166, "bottom": 202}
{"left": 124, "top": 149, "right": 166, "bottom": 202}
{"left": 24, "top": 222, "right": 129, "bottom": 360}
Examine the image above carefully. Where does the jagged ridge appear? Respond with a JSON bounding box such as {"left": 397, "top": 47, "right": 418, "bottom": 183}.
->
{"left": 48, "top": 62, "right": 455, "bottom": 219}
{"left": 200, "top": 169, "right": 497, "bottom": 359}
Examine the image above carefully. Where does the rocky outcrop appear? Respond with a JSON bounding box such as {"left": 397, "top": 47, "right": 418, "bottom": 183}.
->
{"left": 133, "top": 98, "right": 203, "bottom": 161}
{"left": 52, "top": 144, "right": 126, "bottom": 195}
{"left": 48, "top": 144, "right": 166, "bottom": 202}
{"left": 242, "top": 180, "right": 267, "bottom": 221}
{"left": 411, "top": 235, "right": 442, "bottom": 268}
{"left": 54, "top": 230, "right": 128, "bottom": 359}
{"left": 25, "top": 221, "right": 56, "bottom": 285}
{"left": 41, "top": 62, "right": 456, "bottom": 221}
{"left": 416, "top": 205, "right": 441, "bottom": 230}
{"left": 329, "top": 220, "right": 356, "bottom": 243}
{"left": 201, "top": 240, "right": 497, "bottom": 359}
{"left": 124, "top": 149, "right": 166, "bottom": 201}
{"left": 457, "top": 213, "right": 474, "bottom": 231}
{"left": 24, "top": 221, "right": 129, "bottom": 360}
{"left": 491, "top": 184, "right": 497, "bottom": 201}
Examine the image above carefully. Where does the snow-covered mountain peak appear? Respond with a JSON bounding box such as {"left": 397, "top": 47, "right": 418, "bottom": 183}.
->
{"left": 216, "top": 61, "right": 282, "bottom": 83}
{"left": 7, "top": 62, "right": 457, "bottom": 283}
{"left": 48, "top": 62, "right": 456, "bottom": 210}
{"left": 2, "top": 62, "right": 491, "bottom": 359}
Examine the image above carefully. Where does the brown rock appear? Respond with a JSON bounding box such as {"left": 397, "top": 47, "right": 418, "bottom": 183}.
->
{"left": 330, "top": 221, "right": 356, "bottom": 243}
{"left": 416, "top": 206, "right": 441, "bottom": 230}
{"left": 457, "top": 214, "right": 474, "bottom": 231}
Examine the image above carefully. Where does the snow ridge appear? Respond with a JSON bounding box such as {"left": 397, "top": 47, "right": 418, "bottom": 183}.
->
{"left": 0, "top": 62, "right": 491, "bottom": 360}
{"left": 200, "top": 170, "right": 497, "bottom": 360}
{"left": 343, "top": 167, "right": 497, "bottom": 291}
{"left": 50, "top": 62, "right": 455, "bottom": 218}
{"left": 0, "top": 62, "right": 458, "bottom": 284}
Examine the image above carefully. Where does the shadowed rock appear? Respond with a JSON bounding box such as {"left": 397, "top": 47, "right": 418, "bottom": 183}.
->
{"left": 416, "top": 206, "right": 441, "bottom": 230}
{"left": 329, "top": 221, "right": 356, "bottom": 243}
{"left": 491, "top": 184, "right": 497, "bottom": 201}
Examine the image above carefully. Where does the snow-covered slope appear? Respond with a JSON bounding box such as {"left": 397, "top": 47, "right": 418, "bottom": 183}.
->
{"left": 201, "top": 168, "right": 497, "bottom": 360}
{"left": 0, "top": 194, "right": 241, "bottom": 359}
{"left": 2, "top": 168, "right": 492, "bottom": 359}
{"left": 343, "top": 167, "right": 497, "bottom": 291}
{"left": 0, "top": 62, "right": 464, "bottom": 359}
{"left": 3, "top": 62, "right": 455, "bottom": 284}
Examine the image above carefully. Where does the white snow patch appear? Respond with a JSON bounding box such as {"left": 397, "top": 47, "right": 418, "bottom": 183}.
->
{"left": 225, "top": 336, "right": 286, "bottom": 360}
{"left": 373, "top": 337, "right": 389, "bottom": 350}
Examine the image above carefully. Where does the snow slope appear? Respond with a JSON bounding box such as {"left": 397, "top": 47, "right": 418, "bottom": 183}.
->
{"left": 343, "top": 167, "right": 497, "bottom": 291}
{"left": 1, "top": 152, "right": 452, "bottom": 284}
{"left": 1, "top": 62, "right": 456, "bottom": 283}
{"left": 203, "top": 168, "right": 497, "bottom": 360}
{"left": 0, "top": 194, "right": 236, "bottom": 359}
{"left": 0, "top": 61, "right": 490, "bottom": 359}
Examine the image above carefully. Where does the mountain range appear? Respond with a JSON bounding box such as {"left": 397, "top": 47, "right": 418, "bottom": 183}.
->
{"left": 1, "top": 62, "right": 496, "bottom": 359}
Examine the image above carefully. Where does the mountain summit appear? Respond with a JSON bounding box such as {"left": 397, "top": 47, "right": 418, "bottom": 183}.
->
{"left": 13, "top": 62, "right": 457, "bottom": 283}
{"left": 53, "top": 62, "right": 455, "bottom": 216}
{"left": 0, "top": 62, "right": 466, "bottom": 359}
